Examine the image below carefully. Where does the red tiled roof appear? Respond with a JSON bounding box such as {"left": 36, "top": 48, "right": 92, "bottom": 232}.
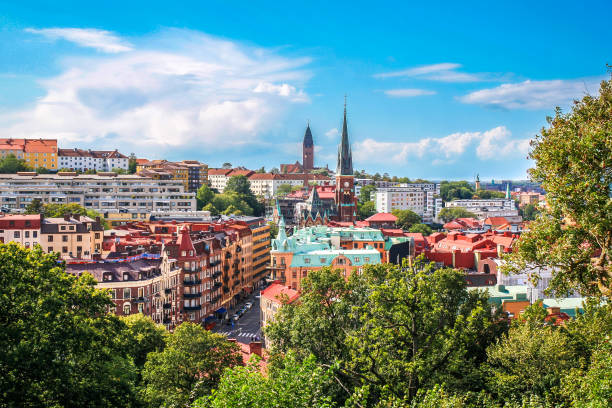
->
{"left": 366, "top": 212, "right": 397, "bottom": 223}
{"left": 484, "top": 217, "right": 509, "bottom": 226}
{"left": 208, "top": 169, "right": 232, "bottom": 176}
{"left": 261, "top": 283, "right": 299, "bottom": 304}
{"left": 135, "top": 159, "right": 149, "bottom": 165}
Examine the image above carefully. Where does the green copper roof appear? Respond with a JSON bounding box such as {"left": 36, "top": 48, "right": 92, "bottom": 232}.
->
{"left": 291, "top": 248, "right": 381, "bottom": 268}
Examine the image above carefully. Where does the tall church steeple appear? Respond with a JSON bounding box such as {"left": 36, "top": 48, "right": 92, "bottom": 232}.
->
{"left": 334, "top": 97, "right": 357, "bottom": 223}
{"left": 336, "top": 97, "right": 353, "bottom": 176}
{"left": 302, "top": 122, "right": 314, "bottom": 171}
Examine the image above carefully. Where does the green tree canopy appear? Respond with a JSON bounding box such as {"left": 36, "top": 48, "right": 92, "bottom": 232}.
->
{"left": 141, "top": 322, "right": 241, "bottom": 407}
{"left": 504, "top": 79, "right": 612, "bottom": 297}
{"left": 519, "top": 203, "right": 540, "bottom": 221}
{"left": 475, "top": 190, "right": 506, "bottom": 199}
{"left": 408, "top": 223, "right": 432, "bottom": 235}
{"left": 0, "top": 153, "right": 31, "bottom": 173}
{"left": 25, "top": 197, "right": 44, "bottom": 214}
{"left": 359, "top": 184, "right": 377, "bottom": 203}
{"left": 196, "top": 183, "right": 216, "bottom": 209}
{"left": 440, "top": 181, "right": 474, "bottom": 202}
{"left": 358, "top": 200, "right": 376, "bottom": 219}
{"left": 225, "top": 175, "right": 264, "bottom": 215}
{"left": 118, "top": 314, "right": 167, "bottom": 371}
{"left": 197, "top": 353, "right": 336, "bottom": 408}
{"left": 276, "top": 183, "right": 293, "bottom": 196}
{"left": 0, "top": 243, "right": 139, "bottom": 406}
{"left": 391, "top": 209, "right": 422, "bottom": 229}
{"left": 437, "top": 207, "right": 477, "bottom": 223}
{"left": 128, "top": 153, "right": 137, "bottom": 174}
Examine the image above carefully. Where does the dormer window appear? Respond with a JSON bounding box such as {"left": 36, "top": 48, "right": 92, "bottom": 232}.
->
{"left": 182, "top": 251, "right": 186, "bottom": 257}
{"left": 123, "top": 272, "right": 130, "bottom": 281}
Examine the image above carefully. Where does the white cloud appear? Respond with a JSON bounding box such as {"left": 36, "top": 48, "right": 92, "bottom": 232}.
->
{"left": 325, "top": 128, "right": 339, "bottom": 139}
{"left": 2, "top": 28, "right": 311, "bottom": 156}
{"left": 25, "top": 27, "right": 132, "bottom": 53}
{"left": 383, "top": 88, "right": 436, "bottom": 98}
{"left": 460, "top": 78, "right": 602, "bottom": 110}
{"left": 374, "top": 62, "right": 484, "bottom": 82}
{"left": 353, "top": 126, "right": 530, "bottom": 164}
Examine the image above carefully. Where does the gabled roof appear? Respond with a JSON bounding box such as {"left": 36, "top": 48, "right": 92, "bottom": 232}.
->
{"left": 261, "top": 283, "right": 300, "bottom": 304}
{"left": 366, "top": 212, "right": 397, "bottom": 223}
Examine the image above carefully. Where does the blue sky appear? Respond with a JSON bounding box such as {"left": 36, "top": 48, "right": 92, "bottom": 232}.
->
{"left": 0, "top": 0, "right": 610, "bottom": 180}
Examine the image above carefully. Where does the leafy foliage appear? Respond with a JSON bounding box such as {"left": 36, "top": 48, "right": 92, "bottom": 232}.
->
{"left": 0, "top": 243, "right": 139, "bottom": 407}
{"left": 408, "top": 223, "right": 432, "bottom": 235}
{"left": 197, "top": 353, "right": 336, "bottom": 408}
{"left": 141, "top": 322, "right": 241, "bottom": 407}
{"left": 0, "top": 153, "right": 32, "bottom": 173}
{"left": 519, "top": 203, "right": 540, "bottom": 221}
{"left": 358, "top": 200, "right": 376, "bottom": 219}
{"left": 440, "top": 181, "right": 474, "bottom": 202}
{"left": 359, "top": 184, "right": 377, "bottom": 203}
{"left": 391, "top": 209, "right": 422, "bottom": 229}
{"left": 438, "top": 207, "right": 477, "bottom": 223}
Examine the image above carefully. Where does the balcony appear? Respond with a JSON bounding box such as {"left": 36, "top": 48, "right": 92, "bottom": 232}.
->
{"left": 183, "top": 292, "right": 201, "bottom": 299}
{"left": 164, "top": 288, "right": 172, "bottom": 295}
{"left": 225, "top": 252, "right": 232, "bottom": 259}
{"left": 212, "top": 271, "right": 221, "bottom": 278}
{"left": 223, "top": 287, "right": 229, "bottom": 294}
{"left": 213, "top": 281, "right": 222, "bottom": 289}
{"left": 163, "top": 302, "right": 172, "bottom": 309}
{"left": 211, "top": 295, "right": 221, "bottom": 303}
{"left": 184, "top": 278, "right": 201, "bottom": 285}
{"left": 162, "top": 317, "right": 172, "bottom": 324}
{"left": 132, "top": 296, "right": 146, "bottom": 303}
{"left": 210, "top": 260, "right": 220, "bottom": 267}
{"left": 184, "top": 305, "right": 202, "bottom": 311}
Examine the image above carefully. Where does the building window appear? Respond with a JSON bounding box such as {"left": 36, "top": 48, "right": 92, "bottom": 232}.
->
{"left": 13, "top": 231, "right": 19, "bottom": 238}
{"left": 77, "top": 235, "right": 82, "bottom": 242}
{"left": 138, "top": 303, "right": 144, "bottom": 314}
{"left": 48, "top": 235, "right": 53, "bottom": 242}
{"left": 25, "top": 231, "right": 29, "bottom": 238}
{"left": 123, "top": 304, "right": 131, "bottom": 315}
{"left": 304, "top": 258, "right": 310, "bottom": 264}
{"left": 62, "top": 246, "right": 68, "bottom": 253}
{"left": 95, "top": 233, "right": 100, "bottom": 239}
{"left": 123, "top": 288, "right": 131, "bottom": 299}
{"left": 62, "top": 235, "right": 68, "bottom": 242}
{"left": 33, "top": 231, "right": 37, "bottom": 238}
{"left": 47, "top": 247, "right": 53, "bottom": 252}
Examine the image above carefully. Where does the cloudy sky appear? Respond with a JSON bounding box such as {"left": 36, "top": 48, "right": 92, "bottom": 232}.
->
{"left": 0, "top": 0, "right": 610, "bottom": 180}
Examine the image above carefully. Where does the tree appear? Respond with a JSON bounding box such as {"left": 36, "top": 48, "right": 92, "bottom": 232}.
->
{"left": 440, "top": 181, "right": 474, "bottom": 202}
{"left": 42, "top": 203, "right": 109, "bottom": 229}
{"left": 222, "top": 162, "right": 232, "bottom": 169}
{"left": 196, "top": 183, "right": 216, "bottom": 210}
{"left": 503, "top": 79, "right": 612, "bottom": 297}
{"left": 202, "top": 202, "right": 219, "bottom": 216}
{"left": 0, "top": 153, "right": 31, "bottom": 173}
{"left": 437, "top": 207, "right": 477, "bottom": 223}
{"left": 197, "top": 353, "right": 336, "bottom": 408}
{"left": 35, "top": 166, "right": 50, "bottom": 174}
{"left": 519, "top": 203, "right": 540, "bottom": 221}
{"left": 391, "top": 209, "right": 421, "bottom": 229}
{"left": 276, "top": 183, "right": 293, "bottom": 196}
{"left": 485, "top": 323, "right": 577, "bottom": 403}
{"left": 141, "top": 322, "right": 241, "bottom": 407}
{"left": 359, "top": 184, "right": 377, "bottom": 203}
{"left": 112, "top": 167, "right": 127, "bottom": 174}
{"left": 128, "top": 153, "right": 137, "bottom": 174}
{"left": 344, "top": 261, "right": 502, "bottom": 403}
{"left": 408, "top": 223, "right": 432, "bottom": 235}
{"left": 25, "top": 198, "right": 44, "bottom": 214}
{"left": 268, "top": 221, "right": 279, "bottom": 240}
{"left": 475, "top": 190, "right": 505, "bottom": 199}
{"left": 118, "top": 314, "right": 167, "bottom": 371}
{"left": 358, "top": 201, "right": 376, "bottom": 219}
{"left": 225, "top": 175, "right": 263, "bottom": 215}
{"left": 270, "top": 167, "right": 280, "bottom": 174}
{"left": 255, "top": 166, "right": 266, "bottom": 173}
{"left": 0, "top": 243, "right": 139, "bottom": 406}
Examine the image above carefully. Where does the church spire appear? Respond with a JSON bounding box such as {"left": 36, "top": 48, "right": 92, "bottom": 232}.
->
{"left": 336, "top": 96, "right": 353, "bottom": 175}
{"left": 303, "top": 122, "right": 313, "bottom": 148}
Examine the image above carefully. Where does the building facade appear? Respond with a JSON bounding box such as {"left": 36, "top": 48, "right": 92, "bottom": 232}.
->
{"left": 375, "top": 184, "right": 442, "bottom": 223}
{"left": 208, "top": 168, "right": 255, "bottom": 193}
{"left": 0, "top": 172, "right": 196, "bottom": 212}
{"left": 444, "top": 198, "right": 518, "bottom": 219}
{"left": 58, "top": 149, "right": 129, "bottom": 172}
{"left": 0, "top": 138, "right": 58, "bottom": 170}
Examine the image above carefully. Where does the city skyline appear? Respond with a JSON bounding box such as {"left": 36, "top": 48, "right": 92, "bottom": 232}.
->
{"left": 0, "top": 1, "right": 610, "bottom": 179}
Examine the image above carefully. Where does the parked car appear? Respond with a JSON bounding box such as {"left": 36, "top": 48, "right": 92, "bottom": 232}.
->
{"left": 232, "top": 314, "right": 239, "bottom": 321}
{"left": 245, "top": 302, "right": 253, "bottom": 310}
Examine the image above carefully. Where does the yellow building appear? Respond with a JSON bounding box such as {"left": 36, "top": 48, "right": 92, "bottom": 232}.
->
{"left": 100, "top": 211, "right": 151, "bottom": 227}
{"left": 0, "top": 138, "right": 58, "bottom": 170}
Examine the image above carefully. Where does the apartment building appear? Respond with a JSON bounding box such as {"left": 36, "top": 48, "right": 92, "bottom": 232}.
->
{"left": 375, "top": 183, "right": 442, "bottom": 223}
{"left": 248, "top": 173, "right": 333, "bottom": 199}
{"left": 444, "top": 198, "right": 518, "bottom": 219}
{"left": 0, "top": 213, "right": 104, "bottom": 259}
{"left": 179, "top": 160, "right": 208, "bottom": 192}
{"left": 0, "top": 172, "right": 196, "bottom": 212}
{"left": 208, "top": 168, "right": 254, "bottom": 193}
{"left": 0, "top": 138, "right": 58, "bottom": 170}
{"left": 58, "top": 149, "right": 129, "bottom": 172}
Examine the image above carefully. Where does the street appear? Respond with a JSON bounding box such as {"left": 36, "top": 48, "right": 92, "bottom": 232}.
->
{"left": 212, "top": 294, "right": 262, "bottom": 343}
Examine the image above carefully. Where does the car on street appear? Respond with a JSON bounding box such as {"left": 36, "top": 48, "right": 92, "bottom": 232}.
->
{"left": 232, "top": 314, "right": 239, "bottom": 321}
{"left": 245, "top": 302, "right": 252, "bottom": 310}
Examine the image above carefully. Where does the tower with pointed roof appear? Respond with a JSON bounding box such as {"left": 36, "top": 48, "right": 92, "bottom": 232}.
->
{"left": 335, "top": 98, "right": 357, "bottom": 223}
{"left": 302, "top": 122, "right": 314, "bottom": 171}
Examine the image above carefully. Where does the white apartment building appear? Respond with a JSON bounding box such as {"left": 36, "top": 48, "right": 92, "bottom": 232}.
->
{"left": 444, "top": 199, "right": 518, "bottom": 219}
{"left": 0, "top": 172, "right": 196, "bottom": 212}
{"left": 248, "top": 173, "right": 333, "bottom": 199}
{"left": 58, "top": 149, "right": 129, "bottom": 172}
{"left": 375, "top": 184, "right": 442, "bottom": 223}
{"left": 354, "top": 179, "right": 397, "bottom": 198}
{"left": 207, "top": 169, "right": 255, "bottom": 193}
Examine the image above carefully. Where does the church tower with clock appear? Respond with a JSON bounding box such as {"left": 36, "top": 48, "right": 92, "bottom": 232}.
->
{"left": 335, "top": 99, "right": 357, "bottom": 222}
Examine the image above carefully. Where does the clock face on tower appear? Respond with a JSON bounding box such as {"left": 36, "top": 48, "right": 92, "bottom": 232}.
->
{"left": 343, "top": 181, "right": 349, "bottom": 188}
